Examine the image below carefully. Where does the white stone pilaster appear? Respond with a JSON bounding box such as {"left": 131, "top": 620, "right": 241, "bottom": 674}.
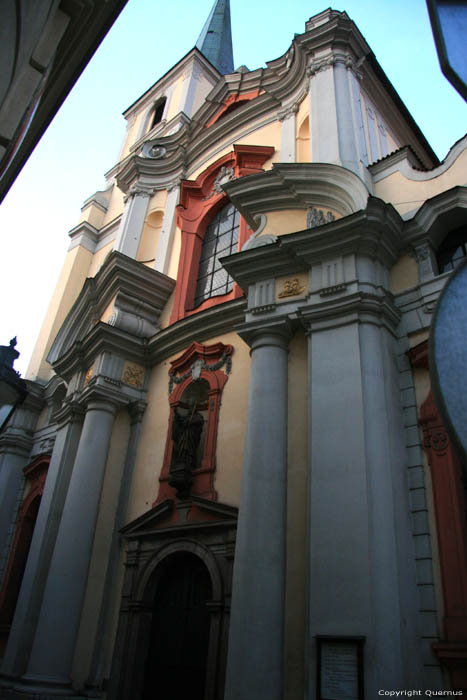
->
{"left": 308, "top": 54, "right": 366, "bottom": 179}
{"left": 278, "top": 106, "right": 298, "bottom": 163}
{"left": 304, "top": 303, "right": 425, "bottom": 696}
{"left": 115, "top": 185, "right": 153, "bottom": 259}
{"left": 23, "top": 395, "right": 119, "bottom": 690}
{"left": 179, "top": 64, "right": 200, "bottom": 118}
{"left": 154, "top": 183, "right": 179, "bottom": 275}
{"left": 224, "top": 322, "right": 291, "bottom": 700}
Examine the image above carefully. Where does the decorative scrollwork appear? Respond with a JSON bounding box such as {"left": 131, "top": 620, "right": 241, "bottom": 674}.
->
{"left": 169, "top": 351, "right": 232, "bottom": 393}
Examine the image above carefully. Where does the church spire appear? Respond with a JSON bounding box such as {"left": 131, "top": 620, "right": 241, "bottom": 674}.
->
{"left": 196, "top": 0, "right": 234, "bottom": 75}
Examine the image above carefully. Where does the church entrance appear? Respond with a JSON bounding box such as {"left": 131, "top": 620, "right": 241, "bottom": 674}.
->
{"left": 141, "top": 552, "right": 212, "bottom": 700}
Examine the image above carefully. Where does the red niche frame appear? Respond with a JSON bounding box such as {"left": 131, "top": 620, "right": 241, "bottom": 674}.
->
{"left": 169, "top": 144, "right": 274, "bottom": 325}
{"left": 409, "top": 341, "right": 467, "bottom": 690}
{"left": 154, "top": 342, "right": 233, "bottom": 506}
{"left": 0, "top": 455, "right": 49, "bottom": 653}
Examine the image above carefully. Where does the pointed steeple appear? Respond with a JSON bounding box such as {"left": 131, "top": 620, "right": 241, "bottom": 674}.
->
{"left": 196, "top": 0, "right": 234, "bottom": 75}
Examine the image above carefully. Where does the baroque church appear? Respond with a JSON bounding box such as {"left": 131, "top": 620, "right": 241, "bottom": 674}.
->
{"left": 1, "top": 2, "right": 467, "bottom": 698}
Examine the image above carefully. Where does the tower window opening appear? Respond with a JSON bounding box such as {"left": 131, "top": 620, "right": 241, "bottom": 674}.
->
{"left": 150, "top": 98, "right": 166, "bottom": 129}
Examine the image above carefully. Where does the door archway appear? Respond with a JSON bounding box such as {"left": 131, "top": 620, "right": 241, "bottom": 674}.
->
{"left": 142, "top": 552, "right": 213, "bottom": 700}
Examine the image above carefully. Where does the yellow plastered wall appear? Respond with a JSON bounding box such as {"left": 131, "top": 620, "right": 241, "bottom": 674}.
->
{"left": 102, "top": 186, "right": 125, "bottom": 228}
{"left": 390, "top": 253, "right": 419, "bottom": 294}
{"left": 285, "top": 331, "right": 308, "bottom": 700}
{"left": 215, "top": 332, "right": 250, "bottom": 506}
{"left": 260, "top": 209, "right": 307, "bottom": 237}
{"left": 72, "top": 409, "right": 131, "bottom": 688}
{"left": 188, "top": 120, "right": 282, "bottom": 181}
{"left": 374, "top": 148, "right": 467, "bottom": 218}
{"left": 26, "top": 245, "right": 93, "bottom": 382}
{"left": 88, "top": 241, "right": 114, "bottom": 278}
{"left": 297, "top": 97, "right": 310, "bottom": 164}
{"left": 126, "top": 359, "right": 173, "bottom": 523}
{"left": 126, "top": 331, "right": 250, "bottom": 523}
{"left": 79, "top": 202, "right": 107, "bottom": 229}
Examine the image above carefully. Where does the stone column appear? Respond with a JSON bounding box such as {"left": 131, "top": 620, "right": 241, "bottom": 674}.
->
{"left": 23, "top": 394, "right": 119, "bottom": 691}
{"left": 224, "top": 322, "right": 291, "bottom": 700}
{"left": 154, "top": 183, "right": 179, "bottom": 275}
{"left": 115, "top": 185, "right": 153, "bottom": 259}
{"left": 85, "top": 400, "right": 147, "bottom": 689}
{"left": 1, "top": 401, "right": 84, "bottom": 679}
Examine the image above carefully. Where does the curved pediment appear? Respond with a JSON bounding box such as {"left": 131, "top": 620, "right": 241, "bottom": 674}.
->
{"left": 222, "top": 162, "right": 370, "bottom": 228}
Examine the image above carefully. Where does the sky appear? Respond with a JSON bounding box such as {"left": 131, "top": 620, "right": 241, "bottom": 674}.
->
{"left": 0, "top": 0, "right": 465, "bottom": 377}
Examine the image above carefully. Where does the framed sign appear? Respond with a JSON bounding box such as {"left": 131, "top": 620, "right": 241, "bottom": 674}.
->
{"left": 316, "top": 636, "right": 364, "bottom": 700}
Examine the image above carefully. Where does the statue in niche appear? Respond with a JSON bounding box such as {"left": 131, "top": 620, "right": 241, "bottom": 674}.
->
{"left": 169, "top": 382, "right": 207, "bottom": 498}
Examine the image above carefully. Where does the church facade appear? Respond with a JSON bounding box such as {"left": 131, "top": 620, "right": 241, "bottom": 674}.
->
{"left": 1, "top": 2, "right": 467, "bottom": 699}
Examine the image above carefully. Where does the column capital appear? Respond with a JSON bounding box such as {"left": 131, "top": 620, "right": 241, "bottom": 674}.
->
{"left": 54, "top": 399, "right": 85, "bottom": 428}
{"left": 297, "top": 291, "right": 401, "bottom": 336}
{"left": 79, "top": 384, "right": 127, "bottom": 414}
{"left": 237, "top": 317, "right": 294, "bottom": 351}
{"left": 128, "top": 399, "right": 147, "bottom": 425}
{"left": 123, "top": 183, "right": 155, "bottom": 203}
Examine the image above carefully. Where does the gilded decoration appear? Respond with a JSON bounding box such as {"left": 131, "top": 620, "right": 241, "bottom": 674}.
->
{"left": 277, "top": 276, "right": 307, "bottom": 299}
{"left": 83, "top": 365, "right": 94, "bottom": 386}
{"left": 121, "top": 361, "right": 145, "bottom": 389}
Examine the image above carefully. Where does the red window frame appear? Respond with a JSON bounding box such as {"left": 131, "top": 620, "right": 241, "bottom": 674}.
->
{"left": 169, "top": 144, "right": 274, "bottom": 325}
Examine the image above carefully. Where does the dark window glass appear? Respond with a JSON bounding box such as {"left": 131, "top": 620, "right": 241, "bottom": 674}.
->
{"left": 437, "top": 225, "right": 467, "bottom": 274}
{"left": 193, "top": 203, "right": 239, "bottom": 307}
{"left": 150, "top": 97, "right": 166, "bottom": 129}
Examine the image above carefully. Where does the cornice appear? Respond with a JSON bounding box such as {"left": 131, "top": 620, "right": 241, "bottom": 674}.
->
{"left": 147, "top": 299, "right": 247, "bottom": 366}
{"left": 51, "top": 322, "right": 147, "bottom": 382}
{"left": 48, "top": 252, "right": 175, "bottom": 367}
{"left": 222, "top": 162, "right": 370, "bottom": 228}
{"left": 296, "top": 290, "right": 401, "bottom": 335}
{"left": 221, "top": 197, "right": 404, "bottom": 290}
{"left": 371, "top": 136, "right": 467, "bottom": 184}
{"left": 404, "top": 186, "right": 467, "bottom": 247}
{"left": 68, "top": 220, "right": 100, "bottom": 253}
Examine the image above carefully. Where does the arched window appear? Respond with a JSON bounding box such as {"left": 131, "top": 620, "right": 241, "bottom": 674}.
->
{"left": 150, "top": 97, "right": 166, "bottom": 130}
{"left": 194, "top": 203, "right": 240, "bottom": 307}
{"left": 437, "top": 225, "right": 467, "bottom": 274}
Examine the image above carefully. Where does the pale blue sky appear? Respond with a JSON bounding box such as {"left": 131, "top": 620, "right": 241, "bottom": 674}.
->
{"left": 0, "top": 0, "right": 465, "bottom": 375}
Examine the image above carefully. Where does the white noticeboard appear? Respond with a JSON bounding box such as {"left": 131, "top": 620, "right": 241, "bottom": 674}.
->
{"left": 320, "top": 641, "right": 359, "bottom": 700}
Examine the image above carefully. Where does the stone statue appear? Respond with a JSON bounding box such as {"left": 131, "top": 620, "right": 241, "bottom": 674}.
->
{"left": 0, "top": 337, "right": 19, "bottom": 369}
{"left": 169, "top": 399, "right": 204, "bottom": 498}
